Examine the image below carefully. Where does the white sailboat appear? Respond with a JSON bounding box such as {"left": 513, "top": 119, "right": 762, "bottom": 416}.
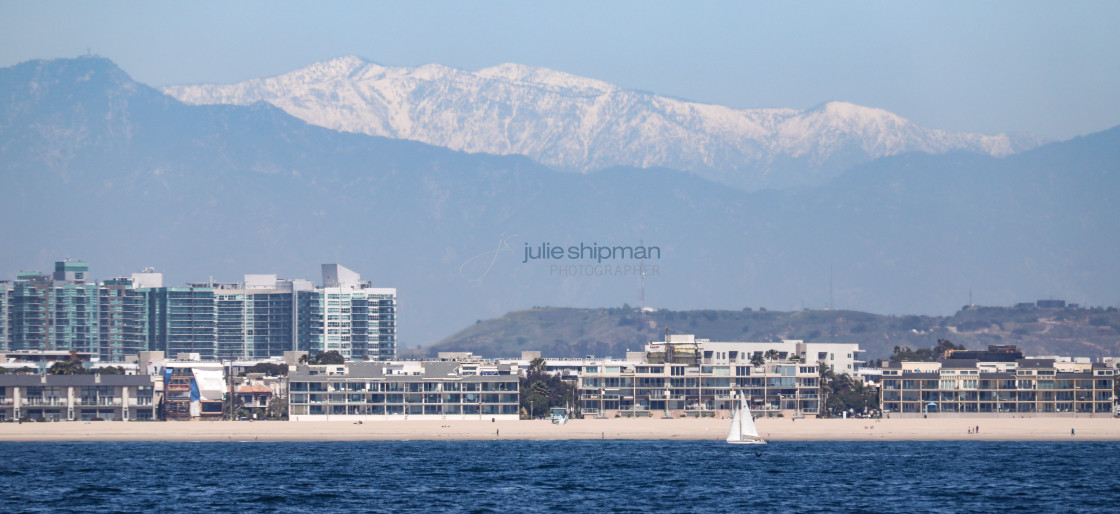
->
{"left": 726, "top": 395, "right": 766, "bottom": 444}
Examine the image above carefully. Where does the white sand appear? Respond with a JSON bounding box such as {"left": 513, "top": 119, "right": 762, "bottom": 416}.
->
{"left": 0, "top": 416, "right": 1117, "bottom": 442}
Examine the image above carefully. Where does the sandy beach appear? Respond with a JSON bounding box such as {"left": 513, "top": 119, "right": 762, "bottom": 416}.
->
{"left": 1, "top": 416, "right": 1117, "bottom": 442}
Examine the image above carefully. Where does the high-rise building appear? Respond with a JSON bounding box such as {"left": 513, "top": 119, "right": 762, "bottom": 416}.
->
{"left": 2, "top": 261, "right": 394, "bottom": 362}
{"left": 297, "top": 264, "right": 397, "bottom": 361}
{"left": 53, "top": 260, "right": 89, "bottom": 284}
{"left": 145, "top": 285, "right": 217, "bottom": 359}
{"left": 214, "top": 284, "right": 248, "bottom": 360}
{"left": 358, "top": 288, "right": 397, "bottom": 360}
{"left": 214, "top": 275, "right": 312, "bottom": 360}
{"left": 50, "top": 261, "right": 99, "bottom": 355}
{"left": 296, "top": 290, "right": 325, "bottom": 358}
{"left": 7, "top": 261, "right": 99, "bottom": 354}
{"left": 8, "top": 271, "right": 53, "bottom": 351}
{"left": 98, "top": 277, "right": 149, "bottom": 362}
{"left": 0, "top": 281, "right": 10, "bottom": 351}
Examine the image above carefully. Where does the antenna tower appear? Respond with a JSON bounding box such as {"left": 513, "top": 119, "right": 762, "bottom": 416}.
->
{"left": 828, "top": 264, "right": 834, "bottom": 311}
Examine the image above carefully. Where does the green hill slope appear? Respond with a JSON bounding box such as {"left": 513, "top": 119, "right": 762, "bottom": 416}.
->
{"left": 418, "top": 305, "right": 1120, "bottom": 361}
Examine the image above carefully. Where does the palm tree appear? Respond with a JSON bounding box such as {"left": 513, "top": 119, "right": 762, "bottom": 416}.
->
{"left": 747, "top": 353, "right": 765, "bottom": 410}
{"left": 759, "top": 350, "right": 781, "bottom": 411}
{"left": 819, "top": 362, "right": 835, "bottom": 417}
{"left": 528, "top": 357, "right": 547, "bottom": 376}
{"left": 762, "top": 350, "right": 785, "bottom": 411}
{"left": 519, "top": 357, "right": 574, "bottom": 419}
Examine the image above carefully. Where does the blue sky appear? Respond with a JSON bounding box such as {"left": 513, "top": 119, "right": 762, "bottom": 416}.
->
{"left": 2, "top": 1, "right": 1118, "bottom": 140}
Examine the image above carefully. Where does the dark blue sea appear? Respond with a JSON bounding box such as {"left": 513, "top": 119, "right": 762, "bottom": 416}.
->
{"left": 1, "top": 441, "right": 1117, "bottom": 512}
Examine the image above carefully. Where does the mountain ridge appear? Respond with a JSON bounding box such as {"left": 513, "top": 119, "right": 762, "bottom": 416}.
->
{"left": 162, "top": 56, "right": 1046, "bottom": 190}
{"left": 422, "top": 304, "right": 1120, "bottom": 361}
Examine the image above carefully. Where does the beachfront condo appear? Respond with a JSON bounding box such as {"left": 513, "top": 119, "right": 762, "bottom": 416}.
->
{"left": 0, "top": 373, "right": 158, "bottom": 422}
{"left": 881, "top": 355, "right": 1114, "bottom": 416}
{"left": 288, "top": 361, "right": 520, "bottom": 421}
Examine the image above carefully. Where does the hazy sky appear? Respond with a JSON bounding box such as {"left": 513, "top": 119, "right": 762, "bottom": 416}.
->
{"left": 2, "top": 1, "right": 1118, "bottom": 140}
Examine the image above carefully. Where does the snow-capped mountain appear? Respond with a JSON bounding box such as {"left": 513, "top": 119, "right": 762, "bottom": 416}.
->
{"left": 163, "top": 56, "right": 1043, "bottom": 189}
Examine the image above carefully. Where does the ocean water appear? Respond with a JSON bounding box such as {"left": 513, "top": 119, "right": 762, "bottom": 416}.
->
{"left": 1, "top": 440, "right": 1117, "bottom": 512}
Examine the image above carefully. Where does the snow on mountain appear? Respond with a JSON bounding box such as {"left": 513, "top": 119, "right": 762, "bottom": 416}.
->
{"left": 163, "top": 56, "right": 1041, "bottom": 189}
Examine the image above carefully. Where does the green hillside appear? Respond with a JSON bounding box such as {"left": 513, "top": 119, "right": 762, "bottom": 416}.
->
{"left": 417, "top": 304, "right": 1120, "bottom": 361}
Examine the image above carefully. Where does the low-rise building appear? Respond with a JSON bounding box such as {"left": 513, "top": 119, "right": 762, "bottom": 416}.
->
{"left": 0, "top": 373, "right": 158, "bottom": 421}
{"left": 161, "top": 363, "right": 226, "bottom": 420}
{"left": 287, "top": 360, "right": 519, "bottom": 421}
{"left": 576, "top": 334, "right": 834, "bottom": 418}
{"left": 881, "top": 352, "right": 1114, "bottom": 417}
{"left": 235, "top": 384, "right": 274, "bottom": 416}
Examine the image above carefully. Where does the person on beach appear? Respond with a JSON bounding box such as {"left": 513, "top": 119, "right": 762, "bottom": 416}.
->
{"left": 1072, "top": 428, "right": 1075, "bottom": 436}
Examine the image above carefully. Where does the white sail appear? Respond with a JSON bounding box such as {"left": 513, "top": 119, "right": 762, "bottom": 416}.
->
{"left": 726, "top": 402, "right": 743, "bottom": 442}
{"left": 727, "top": 395, "right": 766, "bottom": 444}
{"left": 740, "top": 397, "right": 761, "bottom": 439}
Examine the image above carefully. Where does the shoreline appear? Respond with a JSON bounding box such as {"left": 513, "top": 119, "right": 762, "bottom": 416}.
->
{"left": 0, "top": 417, "right": 1117, "bottom": 442}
